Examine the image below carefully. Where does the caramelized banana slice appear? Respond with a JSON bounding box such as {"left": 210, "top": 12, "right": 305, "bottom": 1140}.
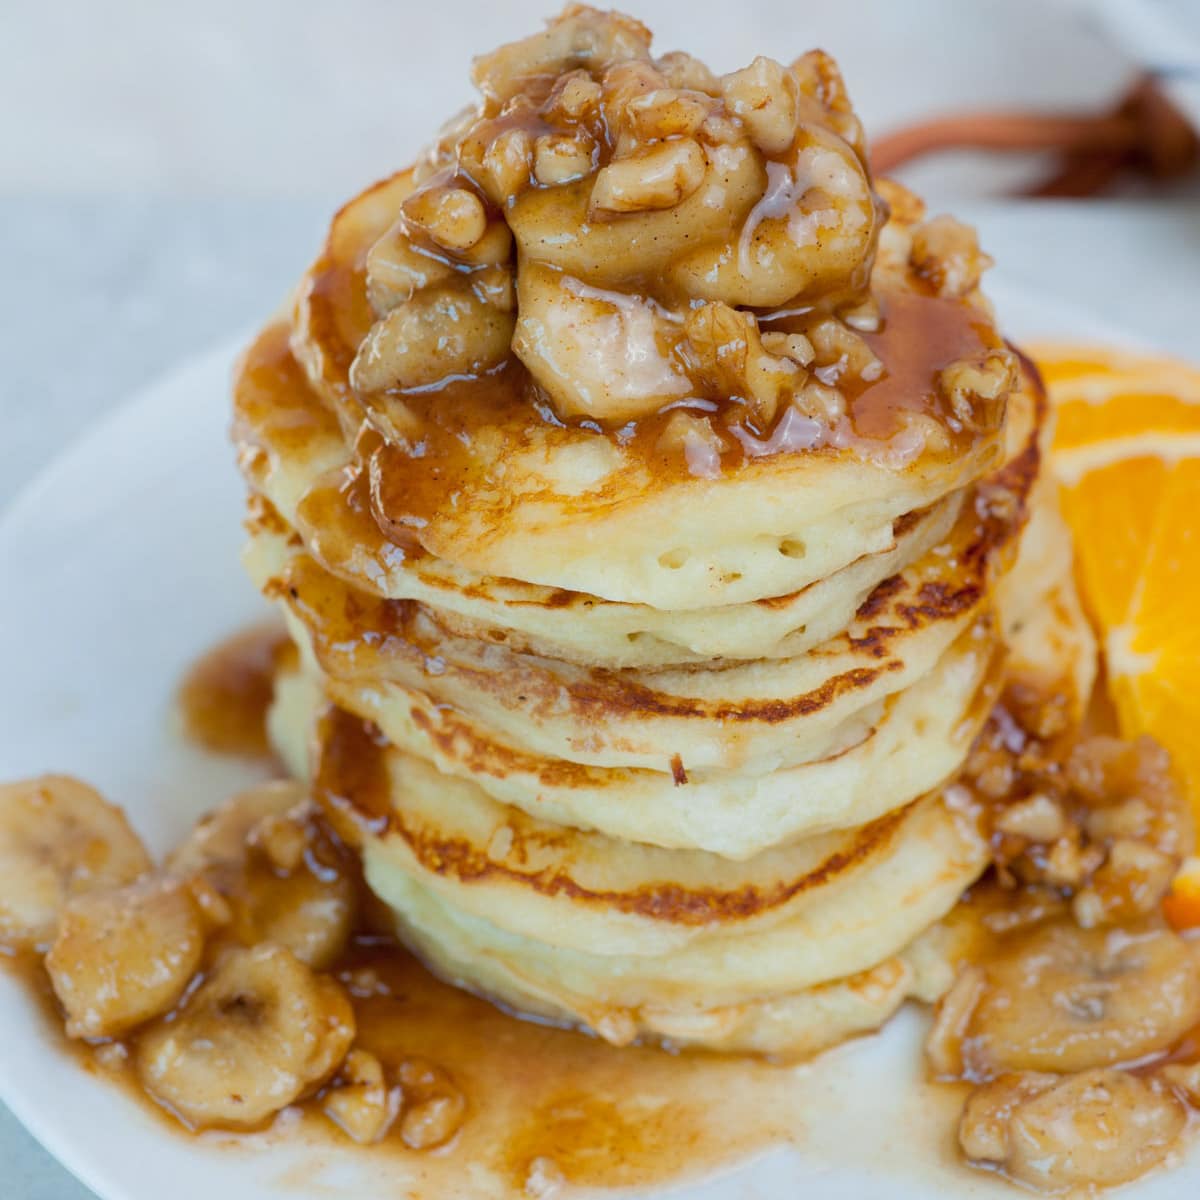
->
{"left": 167, "top": 781, "right": 357, "bottom": 970}
{"left": 46, "top": 876, "right": 206, "bottom": 1039}
{"left": 350, "top": 284, "right": 514, "bottom": 396}
{"left": 961, "top": 1070, "right": 1186, "bottom": 1191}
{"left": 670, "top": 124, "right": 877, "bottom": 308}
{"left": 960, "top": 923, "right": 1200, "bottom": 1076}
{"left": 513, "top": 263, "right": 691, "bottom": 422}
{"left": 0, "top": 775, "right": 151, "bottom": 950}
{"left": 135, "top": 943, "right": 355, "bottom": 1130}
{"left": 166, "top": 780, "right": 305, "bottom": 873}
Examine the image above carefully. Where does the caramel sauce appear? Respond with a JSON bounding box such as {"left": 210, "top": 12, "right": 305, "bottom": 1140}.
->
{"left": 328, "top": 936, "right": 801, "bottom": 1195}
{"left": 358, "top": 281, "right": 997, "bottom": 545}
{"left": 2, "top": 898, "right": 803, "bottom": 1200}
{"left": 176, "top": 621, "right": 290, "bottom": 757}
{"left": 772, "top": 285, "right": 1001, "bottom": 443}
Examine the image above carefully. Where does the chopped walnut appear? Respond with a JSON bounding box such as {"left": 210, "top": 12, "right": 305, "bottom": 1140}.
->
{"left": 590, "top": 138, "right": 707, "bottom": 213}
{"left": 1073, "top": 837, "right": 1177, "bottom": 928}
{"left": 925, "top": 965, "right": 986, "bottom": 1078}
{"left": 543, "top": 69, "right": 603, "bottom": 123}
{"left": 397, "top": 1058, "right": 466, "bottom": 1150}
{"left": 937, "top": 350, "right": 1016, "bottom": 433}
{"left": 479, "top": 127, "right": 534, "bottom": 204}
{"left": 790, "top": 49, "right": 866, "bottom": 155}
{"left": 720, "top": 56, "right": 797, "bottom": 155}
{"left": 656, "top": 412, "right": 726, "bottom": 479}
{"left": 323, "top": 1049, "right": 400, "bottom": 1145}
{"left": 249, "top": 810, "right": 309, "bottom": 874}
{"left": 186, "top": 872, "right": 234, "bottom": 928}
{"left": 969, "top": 698, "right": 1191, "bottom": 926}
{"left": 910, "top": 214, "right": 993, "bottom": 299}
{"left": 342, "top": 5, "right": 988, "bottom": 463}
{"left": 402, "top": 184, "right": 488, "bottom": 253}
{"left": 992, "top": 793, "right": 1064, "bottom": 842}
{"left": 533, "top": 132, "right": 597, "bottom": 186}
{"left": 470, "top": 6, "right": 652, "bottom": 105}
{"left": 682, "top": 302, "right": 800, "bottom": 428}
{"left": 1160, "top": 1060, "right": 1200, "bottom": 1104}
{"left": 760, "top": 331, "right": 815, "bottom": 366}
{"left": 793, "top": 378, "right": 847, "bottom": 425}
{"left": 625, "top": 87, "right": 709, "bottom": 140}
{"left": 364, "top": 218, "right": 456, "bottom": 314}
{"left": 655, "top": 50, "right": 719, "bottom": 95}
{"left": 803, "top": 316, "right": 884, "bottom": 386}
{"left": 839, "top": 294, "right": 882, "bottom": 333}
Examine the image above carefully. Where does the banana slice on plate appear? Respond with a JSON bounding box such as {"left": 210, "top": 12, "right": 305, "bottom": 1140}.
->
{"left": 166, "top": 781, "right": 357, "bottom": 970}
{"left": 46, "top": 876, "right": 206, "bottom": 1039}
{"left": 0, "top": 774, "right": 152, "bottom": 951}
{"left": 135, "top": 942, "right": 355, "bottom": 1130}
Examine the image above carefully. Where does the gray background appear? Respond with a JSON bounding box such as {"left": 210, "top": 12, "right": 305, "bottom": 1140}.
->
{"left": 2, "top": 0, "right": 1198, "bottom": 1196}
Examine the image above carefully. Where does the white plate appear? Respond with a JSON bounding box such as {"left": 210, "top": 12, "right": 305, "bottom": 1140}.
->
{"left": 0, "top": 278, "right": 1185, "bottom": 1200}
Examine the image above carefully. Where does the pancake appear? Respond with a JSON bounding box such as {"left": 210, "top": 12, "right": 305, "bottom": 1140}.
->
{"left": 269, "top": 623, "right": 999, "bottom": 857}
{"left": 278, "top": 171, "right": 1013, "bottom": 611}
{"left": 251, "top": 505, "right": 1007, "bottom": 775}
{"left": 357, "top": 784, "right": 986, "bottom": 1039}
{"left": 278, "top": 520, "right": 1088, "bottom": 968}
{"left": 634, "top": 930, "right": 955, "bottom": 1056}
{"left": 312, "top": 709, "right": 973, "bottom": 956}
{"left": 242, "top": 484, "right": 965, "bottom": 672}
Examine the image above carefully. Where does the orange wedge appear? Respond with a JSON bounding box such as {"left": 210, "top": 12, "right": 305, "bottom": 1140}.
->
{"left": 1031, "top": 344, "right": 1200, "bottom": 876}
{"left": 1165, "top": 860, "right": 1200, "bottom": 932}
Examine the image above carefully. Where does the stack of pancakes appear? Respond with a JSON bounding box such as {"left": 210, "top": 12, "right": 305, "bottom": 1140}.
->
{"left": 233, "top": 9, "right": 1095, "bottom": 1057}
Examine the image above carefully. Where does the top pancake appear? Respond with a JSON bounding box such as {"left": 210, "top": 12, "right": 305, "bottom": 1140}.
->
{"left": 235, "top": 329, "right": 963, "bottom": 666}
{"left": 261, "top": 168, "right": 1014, "bottom": 611}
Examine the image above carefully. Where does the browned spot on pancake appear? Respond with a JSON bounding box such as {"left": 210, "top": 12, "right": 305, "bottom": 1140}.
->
{"left": 398, "top": 688, "right": 882, "bottom": 792}
{"left": 670, "top": 754, "right": 688, "bottom": 786}
{"left": 892, "top": 506, "right": 925, "bottom": 538}
{"left": 540, "top": 589, "right": 581, "bottom": 609}
{"left": 842, "top": 388, "right": 1042, "bottom": 659}
{"left": 403, "top": 702, "right": 607, "bottom": 788}
{"left": 849, "top": 580, "right": 984, "bottom": 659}
{"left": 314, "top": 707, "right": 910, "bottom": 925}
{"left": 244, "top": 493, "right": 304, "bottom": 547}
{"left": 562, "top": 662, "right": 903, "bottom": 724}
{"left": 753, "top": 583, "right": 818, "bottom": 611}
{"left": 856, "top": 573, "right": 906, "bottom": 620}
